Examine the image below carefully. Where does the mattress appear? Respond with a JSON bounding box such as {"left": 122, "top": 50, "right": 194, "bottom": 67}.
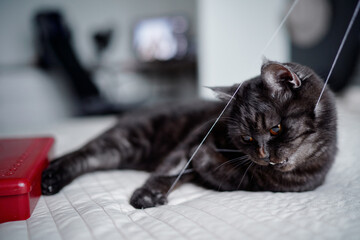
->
{"left": 0, "top": 101, "right": 359, "bottom": 240}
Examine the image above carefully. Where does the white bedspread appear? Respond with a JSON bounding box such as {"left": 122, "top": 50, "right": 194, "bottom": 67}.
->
{"left": 1, "top": 102, "right": 359, "bottom": 240}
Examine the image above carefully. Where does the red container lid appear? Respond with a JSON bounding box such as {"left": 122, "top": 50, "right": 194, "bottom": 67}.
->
{"left": 0, "top": 137, "right": 54, "bottom": 196}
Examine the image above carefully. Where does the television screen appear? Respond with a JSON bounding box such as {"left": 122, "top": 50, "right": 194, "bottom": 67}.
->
{"left": 133, "top": 16, "right": 189, "bottom": 62}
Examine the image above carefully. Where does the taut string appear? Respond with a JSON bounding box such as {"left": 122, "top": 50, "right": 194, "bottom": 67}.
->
{"left": 167, "top": 0, "right": 301, "bottom": 196}
{"left": 315, "top": 0, "right": 360, "bottom": 110}
{"left": 166, "top": 83, "right": 243, "bottom": 195}
{"left": 261, "top": 0, "right": 300, "bottom": 56}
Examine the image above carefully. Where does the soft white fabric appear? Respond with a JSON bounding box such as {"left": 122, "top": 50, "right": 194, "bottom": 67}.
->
{"left": 1, "top": 102, "right": 359, "bottom": 240}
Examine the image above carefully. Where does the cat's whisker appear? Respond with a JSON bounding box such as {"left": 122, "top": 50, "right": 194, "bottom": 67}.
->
{"left": 215, "top": 160, "right": 241, "bottom": 171}
{"left": 216, "top": 159, "right": 252, "bottom": 192}
{"left": 213, "top": 155, "right": 250, "bottom": 171}
{"left": 235, "top": 159, "right": 252, "bottom": 167}
{"left": 228, "top": 155, "right": 249, "bottom": 162}
{"left": 232, "top": 159, "right": 252, "bottom": 170}
{"left": 237, "top": 162, "right": 254, "bottom": 190}
{"left": 215, "top": 148, "right": 244, "bottom": 153}
{"left": 216, "top": 157, "right": 251, "bottom": 191}
{"left": 219, "top": 157, "right": 251, "bottom": 171}
{"left": 214, "top": 159, "right": 242, "bottom": 172}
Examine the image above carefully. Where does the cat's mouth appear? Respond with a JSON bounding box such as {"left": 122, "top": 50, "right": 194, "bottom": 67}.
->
{"left": 269, "top": 158, "right": 293, "bottom": 172}
{"left": 251, "top": 158, "right": 288, "bottom": 168}
{"left": 269, "top": 159, "right": 287, "bottom": 166}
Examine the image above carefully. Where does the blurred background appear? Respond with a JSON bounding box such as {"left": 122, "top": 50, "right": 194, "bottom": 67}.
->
{"left": 0, "top": 0, "right": 359, "bottom": 134}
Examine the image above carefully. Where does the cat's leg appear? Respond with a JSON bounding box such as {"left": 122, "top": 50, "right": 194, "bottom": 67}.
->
{"left": 129, "top": 173, "right": 194, "bottom": 209}
{"left": 129, "top": 149, "right": 194, "bottom": 208}
{"left": 42, "top": 125, "right": 155, "bottom": 195}
{"left": 42, "top": 137, "right": 118, "bottom": 194}
{"left": 129, "top": 138, "right": 225, "bottom": 208}
{"left": 129, "top": 122, "right": 220, "bottom": 209}
{"left": 129, "top": 143, "right": 246, "bottom": 209}
{"left": 129, "top": 142, "right": 253, "bottom": 209}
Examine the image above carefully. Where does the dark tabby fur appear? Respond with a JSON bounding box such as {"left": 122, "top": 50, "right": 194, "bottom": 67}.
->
{"left": 42, "top": 60, "right": 337, "bottom": 209}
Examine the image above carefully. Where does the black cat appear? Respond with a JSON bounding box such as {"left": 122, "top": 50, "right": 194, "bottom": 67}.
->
{"left": 42, "top": 60, "right": 337, "bottom": 209}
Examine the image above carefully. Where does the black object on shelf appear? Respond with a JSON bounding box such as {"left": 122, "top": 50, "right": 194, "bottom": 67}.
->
{"left": 93, "top": 28, "right": 113, "bottom": 59}
{"left": 33, "top": 10, "right": 121, "bottom": 115}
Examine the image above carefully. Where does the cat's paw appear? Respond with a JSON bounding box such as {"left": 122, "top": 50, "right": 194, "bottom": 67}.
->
{"left": 130, "top": 188, "right": 168, "bottom": 209}
{"left": 41, "top": 162, "right": 69, "bottom": 195}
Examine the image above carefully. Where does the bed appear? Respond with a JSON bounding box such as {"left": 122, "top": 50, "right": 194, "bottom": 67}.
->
{"left": 0, "top": 97, "right": 359, "bottom": 240}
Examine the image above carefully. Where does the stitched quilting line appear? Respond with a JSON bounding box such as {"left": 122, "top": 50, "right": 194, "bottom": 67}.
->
{"left": 93, "top": 172, "right": 157, "bottom": 240}
{"left": 234, "top": 193, "right": 341, "bottom": 235}
{"left": 26, "top": 216, "right": 31, "bottom": 240}
{"left": 179, "top": 202, "right": 258, "bottom": 240}
{"left": 42, "top": 196, "right": 65, "bottom": 240}
{"left": 76, "top": 178, "right": 127, "bottom": 240}
{"left": 122, "top": 171, "right": 229, "bottom": 240}
{"left": 169, "top": 189, "right": 216, "bottom": 205}
{"left": 197, "top": 196, "right": 295, "bottom": 239}
{"left": 142, "top": 208, "right": 190, "bottom": 240}
{"left": 185, "top": 199, "right": 263, "bottom": 240}
{"left": 284, "top": 192, "right": 352, "bottom": 232}
{"left": 125, "top": 212, "right": 159, "bottom": 240}
{"left": 203, "top": 195, "right": 295, "bottom": 236}
{"left": 209, "top": 194, "right": 315, "bottom": 238}
{"left": 122, "top": 172, "right": 202, "bottom": 240}
{"left": 61, "top": 190, "right": 97, "bottom": 240}
{"left": 123, "top": 172, "right": 213, "bottom": 239}
{"left": 162, "top": 206, "right": 222, "bottom": 240}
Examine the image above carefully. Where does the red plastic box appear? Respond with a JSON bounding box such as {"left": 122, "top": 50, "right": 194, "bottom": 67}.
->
{"left": 0, "top": 137, "right": 54, "bottom": 223}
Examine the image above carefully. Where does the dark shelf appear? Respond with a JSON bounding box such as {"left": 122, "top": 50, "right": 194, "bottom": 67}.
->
{"left": 123, "top": 60, "right": 197, "bottom": 76}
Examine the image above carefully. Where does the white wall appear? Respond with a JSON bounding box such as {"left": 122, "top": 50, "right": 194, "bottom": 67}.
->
{"left": 0, "top": 68, "right": 76, "bottom": 134}
{"left": 198, "top": 0, "right": 290, "bottom": 98}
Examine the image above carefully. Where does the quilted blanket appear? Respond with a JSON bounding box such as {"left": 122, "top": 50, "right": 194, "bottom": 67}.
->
{"left": 0, "top": 102, "right": 359, "bottom": 240}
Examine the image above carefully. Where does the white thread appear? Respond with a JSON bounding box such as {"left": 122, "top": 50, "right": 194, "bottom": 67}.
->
{"left": 167, "top": 0, "right": 303, "bottom": 196}
{"left": 315, "top": 0, "right": 360, "bottom": 110}
{"left": 167, "top": 0, "right": 359, "bottom": 197}
{"left": 261, "top": 0, "right": 300, "bottom": 56}
{"left": 166, "top": 82, "right": 243, "bottom": 195}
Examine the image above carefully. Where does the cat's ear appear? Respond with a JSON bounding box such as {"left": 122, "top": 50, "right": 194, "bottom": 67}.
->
{"left": 208, "top": 86, "right": 235, "bottom": 101}
{"left": 261, "top": 61, "right": 301, "bottom": 99}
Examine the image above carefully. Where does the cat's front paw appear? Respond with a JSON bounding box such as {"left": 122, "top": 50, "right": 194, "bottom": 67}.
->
{"left": 41, "top": 162, "right": 69, "bottom": 195}
{"left": 130, "top": 188, "right": 168, "bottom": 209}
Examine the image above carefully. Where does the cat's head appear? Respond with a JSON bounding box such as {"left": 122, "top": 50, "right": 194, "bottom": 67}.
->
{"left": 212, "top": 60, "right": 331, "bottom": 172}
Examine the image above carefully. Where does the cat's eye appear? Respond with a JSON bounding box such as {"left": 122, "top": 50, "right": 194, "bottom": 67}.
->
{"left": 270, "top": 124, "right": 282, "bottom": 136}
{"left": 242, "top": 135, "right": 253, "bottom": 142}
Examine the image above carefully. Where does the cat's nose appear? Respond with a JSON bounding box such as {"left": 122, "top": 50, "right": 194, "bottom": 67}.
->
{"left": 258, "top": 146, "right": 269, "bottom": 159}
